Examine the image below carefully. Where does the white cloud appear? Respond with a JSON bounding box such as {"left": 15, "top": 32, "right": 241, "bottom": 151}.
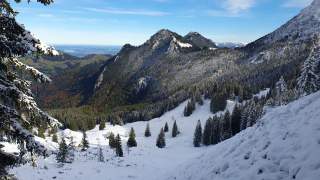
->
{"left": 223, "top": 0, "right": 256, "bottom": 14}
{"left": 283, "top": 0, "right": 313, "bottom": 7}
{"left": 84, "top": 7, "right": 169, "bottom": 16}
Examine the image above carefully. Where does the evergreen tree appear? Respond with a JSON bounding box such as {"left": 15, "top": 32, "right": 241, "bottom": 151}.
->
{"left": 194, "top": 89, "right": 204, "bottom": 105}
{"left": 81, "top": 130, "right": 89, "bottom": 151}
{"left": 156, "top": 128, "right": 166, "bottom": 148}
{"left": 164, "top": 122, "right": 169, "bottom": 132}
{"left": 56, "top": 138, "right": 68, "bottom": 163}
{"left": 98, "top": 146, "right": 104, "bottom": 162}
{"left": 193, "top": 120, "right": 202, "bottom": 147}
{"left": 172, "top": 120, "right": 179, "bottom": 137}
{"left": 67, "top": 137, "right": 75, "bottom": 163}
{"left": 240, "top": 103, "right": 250, "bottom": 131}
{"left": 211, "top": 116, "right": 220, "bottom": 145}
{"left": 184, "top": 99, "right": 195, "bottom": 117}
{"left": 272, "top": 76, "right": 289, "bottom": 106}
{"left": 0, "top": 0, "right": 60, "bottom": 166}
{"left": 52, "top": 133, "right": 58, "bottom": 143}
{"left": 220, "top": 111, "right": 232, "bottom": 141}
{"left": 297, "top": 44, "right": 320, "bottom": 95}
{"left": 99, "top": 120, "right": 106, "bottom": 130}
{"left": 202, "top": 118, "right": 212, "bottom": 146}
{"left": 231, "top": 104, "right": 242, "bottom": 135}
{"left": 115, "top": 134, "right": 123, "bottom": 157}
{"left": 38, "top": 126, "right": 46, "bottom": 139}
{"left": 210, "top": 92, "right": 228, "bottom": 113}
{"left": 109, "top": 132, "right": 116, "bottom": 148}
{"left": 127, "top": 128, "right": 137, "bottom": 147}
{"left": 144, "top": 123, "right": 151, "bottom": 137}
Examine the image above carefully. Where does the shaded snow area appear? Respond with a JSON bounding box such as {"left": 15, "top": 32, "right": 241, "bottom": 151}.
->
{"left": 166, "top": 92, "right": 320, "bottom": 180}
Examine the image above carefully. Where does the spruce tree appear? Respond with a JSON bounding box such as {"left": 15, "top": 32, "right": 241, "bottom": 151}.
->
{"left": 211, "top": 116, "right": 220, "bottom": 145}
{"left": 164, "top": 122, "right": 169, "bottom": 132}
{"left": 156, "top": 128, "right": 166, "bottom": 148}
{"left": 115, "top": 134, "right": 123, "bottom": 157}
{"left": 98, "top": 146, "right": 104, "bottom": 162}
{"left": 127, "top": 128, "right": 137, "bottom": 147}
{"left": 202, "top": 118, "right": 212, "bottom": 146}
{"left": 184, "top": 99, "right": 195, "bottom": 117}
{"left": 56, "top": 138, "right": 68, "bottom": 163}
{"left": 193, "top": 120, "right": 202, "bottom": 147}
{"left": 231, "top": 104, "right": 242, "bottom": 135}
{"left": 99, "top": 120, "right": 106, "bottom": 130}
{"left": 52, "top": 133, "right": 58, "bottom": 143}
{"left": 67, "top": 137, "right": 75, "bottom": 163}
{"left": 81, "top": 130, "right": 89, "bottom": 151}
{"left": 297, "top": 44, "right": 320, "bottom": 96}
{"left": 220, "top": 111, "right": 232, "bottom": 141}
{"left": 0, "top": 0, "right": 60, "bottom": 167}
{"left": 109, "top": 132, "right": 116, "bottom": 148}
{"left": 210, "top": 92, "right": 228, "bottom": 113}
{"left": 172, "top": 120, "right": 179, "bottom": 137}
{"left": 144, "top": 123, "right": 151, "bottom": 137}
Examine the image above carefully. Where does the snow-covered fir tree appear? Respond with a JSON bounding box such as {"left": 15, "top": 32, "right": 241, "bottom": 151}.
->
{"left": 144, "top": 123, "right": 151, "bottom": 137}
{"left": 172, "top": 120, "right": 179, "bottom": 137}
{"left": 56, "top": 138, "right": 68, "bottom": 163}
{"left": 115, "top": 134, "right": 123, "bottom": 157}
{"left": 184, "top": 99, "right": 195, "bottom": 117}
{"left": 67, "top": 137, "right": 76, "bottom": 163}
{"left": 109, "top": 132, "right": 116, "bottom": 148}
{"left": 220, "top": 111, "right": 232, "bottom": 141}
{"left": 156, "top": 128, "right": 166, "bottom": 148}
{"left": 211, "top": 116, "right": 220, "bottom": 145}
{"left": 127, "top": 128, "right": 137, "bottom": 147}
{"left": 164, "top": 122, "right": 169, "bottom": 132}
{"left": 202, "top": 118, "right": 212, "bottom": 146}
{"left": 193, "top": 120, "right": 202, "bottom": 147}
{"left": 0, "top": 0, "right": 60, "bottom": 171}
{"left": 297, "top": 41, "right": 320, "bottom": 95}
{"left": 231, "top": 104, "right": 242, "bottom": 135}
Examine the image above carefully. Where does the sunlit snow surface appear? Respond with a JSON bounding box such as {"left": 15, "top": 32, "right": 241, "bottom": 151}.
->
{"left": 11, "top": 99, "right": 222, "bottom": 180}
{"left": 10, "top": 91, "right": 320, "bottom": 180}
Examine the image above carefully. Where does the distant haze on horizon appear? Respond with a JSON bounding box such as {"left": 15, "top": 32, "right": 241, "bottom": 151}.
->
{"left": 13, "top": 0, "right": 313, "bottom": 45}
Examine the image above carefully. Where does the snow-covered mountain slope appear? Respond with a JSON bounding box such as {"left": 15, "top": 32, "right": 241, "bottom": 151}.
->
{"left": 10, "top": 99, "right": 236, "bottom": 180}
{"left": 250, "top": 0, "right": 320, "bottom": 46}
{"left": 9, "top": 91, "right": 320, "bottom": 180}
{"left": 166, "top": 92, "right": 320, "bottom": 180}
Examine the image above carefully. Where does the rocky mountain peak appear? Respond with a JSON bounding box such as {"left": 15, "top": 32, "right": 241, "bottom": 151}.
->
{"left": 149, "top": 29, "right": 176, "bottom": 42}
{"left": 184, "top": 32, "right": 217, "bottom": 49}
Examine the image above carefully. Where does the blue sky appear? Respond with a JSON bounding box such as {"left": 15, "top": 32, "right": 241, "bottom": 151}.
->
{"left": 12, "top": 0, "right": 313, "bottom": 45}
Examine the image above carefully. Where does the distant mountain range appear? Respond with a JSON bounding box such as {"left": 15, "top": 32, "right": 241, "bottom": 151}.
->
{"left": 54, "top": 42, "right": 244, "bottom": 57}
{"left": 54, "top": 45, "right": 121, "bottom": 57}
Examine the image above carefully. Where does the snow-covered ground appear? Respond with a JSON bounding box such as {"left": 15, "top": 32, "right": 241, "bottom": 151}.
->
{"left": 8, "top": 91, "right": 320, "bottom": 180}
{"left": 10, "top": 99, "right": 235, "bottom": 180}
{"left": 166, "top": 92, "right": 320, "bottom": 180}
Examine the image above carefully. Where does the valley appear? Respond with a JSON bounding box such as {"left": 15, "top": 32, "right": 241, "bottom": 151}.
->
{"left": 1, "top": 0, "right": 320, "bottom": 180}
